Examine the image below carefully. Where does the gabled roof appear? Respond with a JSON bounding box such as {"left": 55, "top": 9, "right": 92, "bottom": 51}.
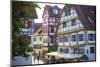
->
{"left": 74, "top": 5, "right": 96, "bottom": 30}
{"left": 42, "top": 5, "right": 61, "bottom": 18}
{"left": 33, "top": 23, "right": 42, "bottom": 34}
{"left": 62, "top": 4, "right": 96, "bottom": 30}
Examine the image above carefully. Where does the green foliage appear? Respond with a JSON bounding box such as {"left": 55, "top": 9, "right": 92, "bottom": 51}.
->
{"left": 48, "top": 47, "right": 57, "bottom": 53}
{"left": 12, "top": 1, "right": 40, "bottom": 59}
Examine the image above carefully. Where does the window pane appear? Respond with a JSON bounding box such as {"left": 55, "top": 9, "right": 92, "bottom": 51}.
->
{"left": 34, "top": 38, "right": 36, "bottom": 41}
{"left": 88, "top": 34, "right": 95, "bottom": 41}
{"left": 59, "top": 37, "right": 62, "bottom": 42}
{"left": 65, "top": 9, "right": 71, "bottom": 16}
{"left": 90, "top": 47, "right": 95, "bottom": 53}
{"left": 71, "top": 19, "right": 76, "bottom": 26}
{"left": 53, "top": 9, "right": 58, "bottom": 14}
{"left": 59, "top": 48, "right": 63, "bottom": 52}
{"left": 73, "top": 48, "right": 78, "bottom": 54}
{"left": 43, "top": 39, "right": 45, "bottom": 43}
{"left": 63, "top": 36, "right": 68, "bottom": 42}
{"left": 40, "top": 37, "right": 42, "bottom": 41}
{"left": 63, "top": 22, "right": 66, "bottom": 28}
{"left": 71, "top": 35, "right": 76, "bottom": 41}
{"left": 46, "top": 38, "right": 48, "bottom": 43}
{"left": 64, "top": 49, "right": 69, "bottom": 53}
{"left": 79, "top": 34, "right": 84, "bottom": 41}
{"left": 51, "top": 27, "right": 54, "bottom": 32}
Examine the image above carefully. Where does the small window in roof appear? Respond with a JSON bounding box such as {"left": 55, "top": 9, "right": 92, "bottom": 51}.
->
{"left": 53, "top": 9, "right": 58, "bottom": 14}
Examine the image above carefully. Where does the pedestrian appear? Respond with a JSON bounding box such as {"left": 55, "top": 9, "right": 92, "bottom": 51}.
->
{"left": 34, "top": 56, "right": 35, "bottom": 64}
{"left": 37, "top": 56, "right": 39, "bottom": 64}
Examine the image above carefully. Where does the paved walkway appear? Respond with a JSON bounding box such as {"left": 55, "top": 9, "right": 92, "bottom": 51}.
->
{"left": 32, "top": 56, "right": 45, "bottom": 64}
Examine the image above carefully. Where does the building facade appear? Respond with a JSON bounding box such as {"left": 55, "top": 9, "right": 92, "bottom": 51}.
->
{"left": 33, "top": 23, "right": 43, "bottom": 57}
{"left": 42, "top": 5, "right": 61, "bottom": 57}
{"left": 57, "top": 5, "right": 96, "bottom": 61}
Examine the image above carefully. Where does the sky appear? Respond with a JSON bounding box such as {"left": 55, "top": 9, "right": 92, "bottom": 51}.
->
{"left": 34, "top": 3, "right": 64, "bottom": 23}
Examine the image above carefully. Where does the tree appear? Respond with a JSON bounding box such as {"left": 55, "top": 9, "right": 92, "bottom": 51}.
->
{"left": 12, "top": 1, "right": 40, "bottom": 59}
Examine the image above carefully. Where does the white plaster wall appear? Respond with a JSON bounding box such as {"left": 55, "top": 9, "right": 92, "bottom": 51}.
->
{"left": 58, "top": 42, "right": 63, "bottom": 46}
{"left": 33, "top": 36, "right": 43, "bottom": 45}
{"left": 64, "top": 42, "right": 70, "bottom": 46}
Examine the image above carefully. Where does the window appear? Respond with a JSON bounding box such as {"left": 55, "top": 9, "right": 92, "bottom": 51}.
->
{"left": 52, "top": 18, "right": 55, "bottom": 22}
{"left": 49, "top": 17, "right": 55, "bottom": 22}
{"left": 46, "top": 38, "right": 48, "bottom": 43}
{"left": 49, "top": 37, "right": 54, "bottom": 43}
{"left": 55, "top": 18, "right": 59, "bottom": 23}
{"left": 64, "top": 49, "right": 69, "bottom": 53}
{"left": 51, "top": 27, "right": 54, "bottom": 32}
{"left": 40, "top": 37, "right": 42, "bottom": 41}
{"left": 87, "top": 49, "right": 89, "bottom": 53}
{"left": 38, "top": 44, "right": 41, "bottom": 49}
{"left": 73, "top": 48, "right": 78, "bottom": 54}
{"left": 90, "top": 47, "right": 95, "bottom": 53}
{"left": 65, "top": 9, "right": 71, "bottom": 16}
{"left": 34, "top": 45, "right": 36, "bottom": 48}
{"left": 25, "top": 21, "right": 28, "bottom": 28}
{"left": 63, "top": 36, "right": 68, "bottom": 42}
{"left": 34, "top": 38, "right": 36, "bottom": 41}
{"left": 53, "top": 9, "right": 58, "bottom": 14}
{"left": 78, "top": 34, "right": 84, "bottom": 41}
{"left": 71, "top": 19, "right": 76, "bottom": 26}
{"left": 34, "top": 45, "right": 38, "bottom": 49}
{"left": 63, "top": 22, "right": 66, "bottom": 28}
{"left": 71, "top": 35, "right": 76, "bottom": 41}
{"left": 43, "top": 38, "right": 48, "bottom": 43}
{"left": 88, "top": 34, "right": 95, "bottom": 41}
{"left": 45, "top": 19, "right": 48, "bottom": 22}
{"left": 59, "top": 37, "right": 62, "bottom": 42}
{"left": 49, "top": 18, "right": 52, "bottom": 22}
{"left": 59, "top": 48, "right": 63, "bottom": 52}
{"left": 43, "top": 39, "right": 45, "bottom": 43}
{"left": 78, "top": 48, "right": 84, "bottom": 54}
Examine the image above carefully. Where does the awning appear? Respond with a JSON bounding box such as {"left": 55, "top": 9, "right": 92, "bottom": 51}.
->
{"left": 46, "top": 52, "right": 82, "bottom": 59}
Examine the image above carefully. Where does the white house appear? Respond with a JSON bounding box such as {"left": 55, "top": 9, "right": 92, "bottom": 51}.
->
{"left": 57, "top": 5, "right": 96, "bottom": 61}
